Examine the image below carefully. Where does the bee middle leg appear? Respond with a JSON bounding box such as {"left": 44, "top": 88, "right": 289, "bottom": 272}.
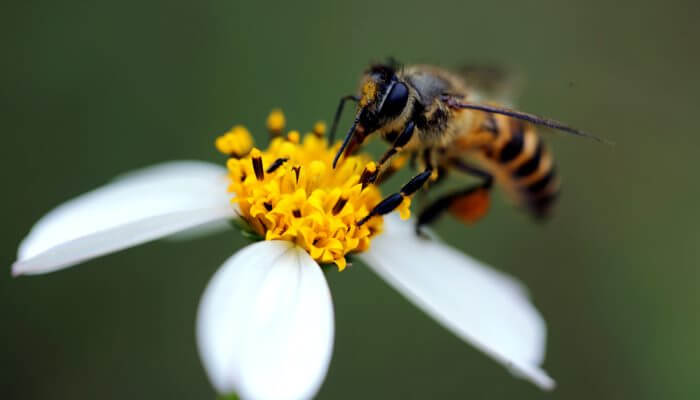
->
{"left": 365, "top": 120, "right": 417, "bottom": 184}
{"left": 415, "top": 161, "right": 493, "bottom": 235}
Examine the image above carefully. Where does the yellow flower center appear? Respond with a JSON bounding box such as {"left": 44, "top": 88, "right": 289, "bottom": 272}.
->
{"left": 216, "top": 111, "right": 410, "bottom": 270}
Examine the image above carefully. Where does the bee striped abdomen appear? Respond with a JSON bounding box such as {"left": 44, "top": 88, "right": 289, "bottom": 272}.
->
{"left": 485, "top": 116, "right": 559, "bottom": 218}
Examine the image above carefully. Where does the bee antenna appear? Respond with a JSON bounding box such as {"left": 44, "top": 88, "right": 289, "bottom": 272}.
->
{"left": 446, "top": 98, "right": 614, "bottom": 145}
{"left": 333, "top": 118, "right": 359, "bottom": 168}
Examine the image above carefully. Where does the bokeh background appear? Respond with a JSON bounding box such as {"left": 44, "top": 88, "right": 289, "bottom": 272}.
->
{"left": 2, "top": 0, "right": 698, "bottom": 398}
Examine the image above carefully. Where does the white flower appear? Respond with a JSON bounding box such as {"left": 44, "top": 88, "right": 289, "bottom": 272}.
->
{"left": 13, "top": 114, "right": 554, "bottom": 399}
{"left": 13, "top": 160, "right": 553, "bottom": 398}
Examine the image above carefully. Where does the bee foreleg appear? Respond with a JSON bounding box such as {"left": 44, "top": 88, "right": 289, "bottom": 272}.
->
{"left": 371, "top": 121, "right": 416, "bottom": 183}
{"left": 329, "top": 95, "right": 360, "bottom": 144}
{"left": 357, "top": 166, "right": 433, "bottom": 226}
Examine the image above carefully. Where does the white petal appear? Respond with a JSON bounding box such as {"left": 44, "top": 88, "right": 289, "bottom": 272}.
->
{"left": 14, "top": 161, "right": 235, "bottom": 275}
{"left": 197, "top": 241, "right": 334, "bottom": 400}
{"left": 359, "top": 215, "right": 554, "bottom": 390}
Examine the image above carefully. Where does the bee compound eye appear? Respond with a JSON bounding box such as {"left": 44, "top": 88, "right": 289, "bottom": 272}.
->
{"left": 380, "top": 82, "right": 408, "bottom": 117}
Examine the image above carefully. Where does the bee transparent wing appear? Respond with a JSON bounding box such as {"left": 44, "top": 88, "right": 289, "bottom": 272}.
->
{"left": 444, "top": 96, "right": 612, "bottom": 144}
{"left": 455, "top": 64, "right": 522, "bottom": 106}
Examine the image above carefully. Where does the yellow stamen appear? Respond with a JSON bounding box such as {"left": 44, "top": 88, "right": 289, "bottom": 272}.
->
{"left": 287, "top": 130, "right": 300, "bottom": 144}
{"left": 312, "top": 121, "right": 326, "bottom": 137}
{"left": 215, "top": 125, "right": 253, "bottom": 158}
{"left": 218, "top": 112, "right": 386, "bottom": 271}
{"left": 397, "top": 197, "right": 412, "bottom": 220}
{"left": 266, "top": 109, "right": 286, "bottom": 135}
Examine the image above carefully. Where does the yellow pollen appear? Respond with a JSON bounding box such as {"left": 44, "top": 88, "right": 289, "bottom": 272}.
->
{"left": 391, "top": 155, "right": 407, "bottom": 170}
{"left": 218, "top": 114, "right": 388, "bottom": 270}
{"left": 360, "top": 81, "right": 377, "bottom": 107}
{"left": 215, "top": 125, "right": 253, "bottom": 158}
{"left": 287, "top": 130, "right": 300, "bottom": 143}
{"left": 365, "top": 161, "right": 377, "bottom": 173}
{"left": 430, "top": 168, "right": 440, "bottom": 182}
{"left": 266, "top": 109, "right": 286, "bottom": 135}
{"left": 312, "top": 121, "right": 326, "bottom": 137}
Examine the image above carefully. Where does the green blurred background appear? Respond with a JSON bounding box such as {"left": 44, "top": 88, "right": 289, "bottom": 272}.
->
{"left": 2, "top": 0, "right": 698, "bottom": 398}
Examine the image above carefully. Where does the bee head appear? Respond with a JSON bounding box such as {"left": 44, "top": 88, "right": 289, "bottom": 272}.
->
{"left": 333, "top": 64, "right": 409, "bottom": 167}
{"left": 359, "top": 64, "right": 410, "bottom": 129}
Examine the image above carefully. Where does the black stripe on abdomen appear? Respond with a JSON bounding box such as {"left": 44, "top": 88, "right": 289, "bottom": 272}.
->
{"left": 515, "top": 141, "right": 543, "bottom": 177}
{"left": 482, "top": 117, "right": 559, "bottom": 218}
{"left": 521, "top": 159, "right": 559, "bottom": 218}
{"left": 511, "top": 134, "right": 558, "bottom": 218}
{"left": 526, "top": 168, "right": 555, "bottom": 194}
{"left": 498, "top": 121, "right": 524, "bottom": 162}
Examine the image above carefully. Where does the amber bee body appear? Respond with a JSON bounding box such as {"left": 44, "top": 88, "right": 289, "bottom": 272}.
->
{"left": 331, "top": 63, "right": 596, "bottom": 231}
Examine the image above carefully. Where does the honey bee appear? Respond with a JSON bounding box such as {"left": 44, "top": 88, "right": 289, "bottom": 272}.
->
{"left": 330, "top": 63, "right": 604, "bottom": 231}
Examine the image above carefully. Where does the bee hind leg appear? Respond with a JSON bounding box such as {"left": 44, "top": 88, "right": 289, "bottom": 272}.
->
{"left": 415, "top": 161, "right": 493, "bottom": 235}
{"left": 415, "top": 182, "right": 493, "bottom": 236}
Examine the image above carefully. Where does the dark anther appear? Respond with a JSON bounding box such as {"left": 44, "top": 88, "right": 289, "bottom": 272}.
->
{"left": 292, "top": 166, "right": 301, "bottom": 183}
{"left": 332, "top": 197, "right": 348, "bottom": 215}
{"left": 252, "top": 156, "right": 264, "bottom": 181}
{"left": 293, "top": 209, "right": 302, "bottom": 218}
{"left": 266, "top": 157, "right": 289, "bottom": 173}
{"left": 229, "top": 148, "right": 251, "bottom": 159}
{"left": 257, "top": 216, "right": 268, "bottom": 231}
{"left": 263, "top": 202, "right": 273, "bottom": 211}
{"left": 359, "top": 166, "right": 378, "bottom": 189}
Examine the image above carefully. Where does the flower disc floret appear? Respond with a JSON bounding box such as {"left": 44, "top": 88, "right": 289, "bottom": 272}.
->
{"left": 215, "top": 125, "right": 253, "bottom": 158}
